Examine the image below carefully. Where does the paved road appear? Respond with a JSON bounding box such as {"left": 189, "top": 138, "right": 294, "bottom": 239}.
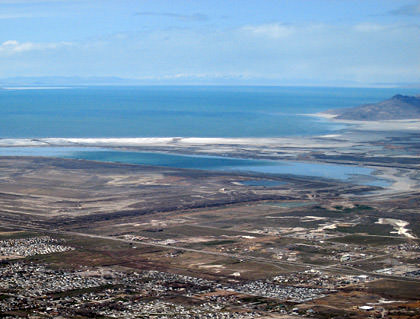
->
{"left": 60, "top": 230, "right": 420, "bottom": 284}
{"left": 7, "top": 221, "right": 420, "bottom": 284}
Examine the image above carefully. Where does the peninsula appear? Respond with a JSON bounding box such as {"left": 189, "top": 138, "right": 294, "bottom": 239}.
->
{"left": 330, "top": 94, "right": 420, "bottom": 121}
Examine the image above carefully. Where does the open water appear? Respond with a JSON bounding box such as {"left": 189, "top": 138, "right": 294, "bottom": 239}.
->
{"left": 1, "top": 85, "right": 412, "bottom": 185}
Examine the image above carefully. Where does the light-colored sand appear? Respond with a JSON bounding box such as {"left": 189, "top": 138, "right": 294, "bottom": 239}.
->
{"left": 372, "top": 167, "right": 419, "bottom": 194}
{"left": 317, "top": 223, "right": 337, "bottom": 231}
{"left": 0, "top": 231, "right": 23, "bottom": 236}
{"left": 0, "top": 118, "right": 418, "bottom": 199}
{"left": 301, "top": 216, "right": 327, "bottom": 222}
{"left": 198, "top": 264, "right": 224, "bottom": 269}
{"left": 376, "top": 218, "right": 416, "bottom": 239}
{"left": 305, "top": 112, "right": 338, "bottom": 119}
{"left": 0, "top": 134, "right": 359, "bottom": 150}
{"left": 337, "top": 119, "right": 420, "bottom": 131}
{"left": 311, "top": 113, "right": 420, "bottom": 131}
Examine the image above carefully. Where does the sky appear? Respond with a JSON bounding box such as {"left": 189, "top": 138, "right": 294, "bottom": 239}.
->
{"left": 0, "top": 0, "right": 419, "bottom": 86}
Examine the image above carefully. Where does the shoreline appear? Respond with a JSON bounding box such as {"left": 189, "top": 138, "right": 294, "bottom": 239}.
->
{"left": 0, "top": 116, "right": 419, "bottom": 196}
{"left": 310, "top": 112, "right": 420, "bottom": 131}
{"left": 0, "top": 142, "right": 416, "bottom": 196}
{"left": 0, "top": 136, "right": 352, "bottom": 148}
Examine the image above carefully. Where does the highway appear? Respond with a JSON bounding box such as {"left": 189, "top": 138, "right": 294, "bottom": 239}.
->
{"left": 5, "top": 220, "right": 420, "bottom": 284}
{"left": 60, "top": 230, "right": 420, "bottom": 284}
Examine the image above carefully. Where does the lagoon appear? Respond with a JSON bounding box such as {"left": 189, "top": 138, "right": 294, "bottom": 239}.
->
{"left": 0, "top": 147, "right": 389, "bottom": 187}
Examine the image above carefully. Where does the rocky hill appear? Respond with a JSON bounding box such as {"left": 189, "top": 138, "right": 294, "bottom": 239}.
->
{"left": 332, "top": 94, "right": 420, "bottom": 120}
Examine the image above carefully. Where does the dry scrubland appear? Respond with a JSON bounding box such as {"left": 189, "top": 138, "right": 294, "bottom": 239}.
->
{"left": 0, "top": 151, "right": 419, "bottom": 318}
{"left": 0, "top": 125, "right": 419, "bottom": 318}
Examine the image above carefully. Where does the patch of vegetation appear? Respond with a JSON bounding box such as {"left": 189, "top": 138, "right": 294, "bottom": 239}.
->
{"left": 335, "top": 224, "right": 395, "bottom": 236}
{"left": 355, "top": 204, "right": 373, "bottom": 210}
{"left": 366, "top": 279, "right": 420, "bottom": 300}
{"left": 240, "top": 295, "right": 267, "bottom": 304}
{"left": 410, "top": 221, "right": 420, "bottom": 238}
{"left": 310, "top": 307, "right": 358, "bottom": 319}
{"left": 29, "top": 249, "right": 120, "bottom": 269}
{"left": 333, "top": 204, "right": 373, "bottom": 214}
{"left": 0, "top": 231, "right": 39, "bottom": 240}
{"left": 292, "top": 244, "right": 323, "bottom": 254}
{"left": 328, "top": 234, "right": 406, "bottom": 246}
{"left": 201, "top": 240, "right": 237, "bottom": 246}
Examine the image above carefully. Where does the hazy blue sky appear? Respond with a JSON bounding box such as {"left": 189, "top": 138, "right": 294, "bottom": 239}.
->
{"left": 1, "top": 0, "right": 419, "bottom": 86}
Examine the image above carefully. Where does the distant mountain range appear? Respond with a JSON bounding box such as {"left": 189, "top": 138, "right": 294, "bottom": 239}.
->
{"left": 0, "top": 76, "right": 144, "bottom": 87}
{"left": 331, "top": 94, "right": 420, "bottom": 120}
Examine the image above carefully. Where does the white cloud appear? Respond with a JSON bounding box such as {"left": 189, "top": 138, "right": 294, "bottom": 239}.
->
{"left": 353, "top": 23, "right": 387, "bottom": 32}
{"left": 1, "top": 20, "right": 419, "bottom": 86}
{"left": 0, "top": 40, "right": 73, "bottom": 54}
{"left": 230, "top": 21, "right": 420, "bottom": 84}
{"left": 241, "top": 23, "right": 295, "bottom": 38}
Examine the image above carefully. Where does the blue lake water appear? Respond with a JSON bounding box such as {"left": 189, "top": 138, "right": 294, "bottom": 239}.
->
{"left": 240, "top": 180, "right": 287, "bottom": 187}
{"left": 0, "top": 86, "right": 418, "bottom": 138}
{"left": 0, "top": 147, "right": 389, "bottom": 186}
{"left": 0, "top": 86, "right": 407, "bottom": 186}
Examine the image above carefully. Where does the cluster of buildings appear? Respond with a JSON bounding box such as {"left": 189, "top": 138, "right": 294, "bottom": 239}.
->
{"left": 272, "top": 269, "right": 372, "bottom": 289}
{"left": 98, "top": 300, "right": 260, "bottom": 319}
{"left": 0, "top": 262, "right": 270, "bottom": 318}
{"left": 234, "top": 280, "right": 327, "bottom": 302}
{"left": 395, "top": 242, "right": 420, "bottom": 251}
{"left": 0, "top": 263, "right": 111, "bottom": 297}
{"left": 0, "top": 236, "right": 74, "bottom": 258}
{"left": 375, "top": 264, "right": 420, "bottom": 277}
{"left": 2, "top": 234, "right": 395, "bottom": 317}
